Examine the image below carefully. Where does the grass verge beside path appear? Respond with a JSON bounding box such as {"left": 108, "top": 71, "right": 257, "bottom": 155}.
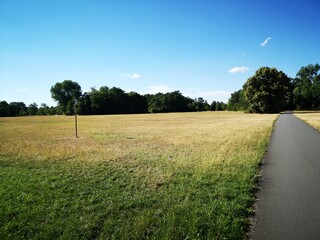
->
{"left": 294, "top": 111, "right": 320, "bottom": 131}
{"left": 0, "top": 112, "right": 277, "bottom": 239}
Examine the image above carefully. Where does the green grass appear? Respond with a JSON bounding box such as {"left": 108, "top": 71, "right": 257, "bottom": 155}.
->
{"left": 0, "top": 112, "right": 277, "bottom": 239}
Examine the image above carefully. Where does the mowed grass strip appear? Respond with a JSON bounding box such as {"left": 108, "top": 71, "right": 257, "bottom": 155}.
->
{"left": 0, "top": 112, "right": 277, "bottom": 239}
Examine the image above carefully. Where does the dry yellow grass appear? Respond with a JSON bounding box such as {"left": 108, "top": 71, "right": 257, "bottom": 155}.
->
{"left": 0, "top": 112, "right": 276, "bottom": 185}
{"left": 0, "top": 112, "right": 276, "bottom": 163}
{"left": 294, "top": 112, "right": 320, "bottom": 131}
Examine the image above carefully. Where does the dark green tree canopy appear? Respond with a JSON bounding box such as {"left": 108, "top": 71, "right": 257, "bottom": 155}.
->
{"left": 9, "top": 102, "right": 27, "bottom": 116}
{"left": 27, "top": 103, "right": 38, "bottom": 116}
{"left": 50, "top": 80, "right": 82, "bottom": 114}
{"left": 293, "top": 63, "right": 320, "bottom": 109}
{"left": 147, "top": 91, "right": 196, "bottom": 113}
{"left": 243, "top": 67, "right": 291, "bottom": 113}
{"left": 90, "top": 86, "right": 110, "bottom": 114}
{"left": 227, "top": 89, "right": 248, "bottom": 111}
{"left": 0, "top": 101, "right": 10, "bottom": 117}
{"left": 127, "top": 92, "right": 148, "bottom": 114}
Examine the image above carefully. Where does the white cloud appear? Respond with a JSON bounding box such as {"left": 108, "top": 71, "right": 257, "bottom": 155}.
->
{"left": 181, "top": 88, "right": 232, "bottom": 102}
{"left": 260, "top": 37, "right": 272, "bottom": 47}
{"left": 131, "top": 73, "right": 141, "bottom": 79}
{"left": 147, "top": 85, "right": 172, "bottom": 94}
{"left": 229, "top": 66, "right": 250, "bottom": 73}
{"left": 183, "top": 89, "right": 231, "bottom": 98}
{"left": 121, "top": 73, "right": 141, "bottom": 79}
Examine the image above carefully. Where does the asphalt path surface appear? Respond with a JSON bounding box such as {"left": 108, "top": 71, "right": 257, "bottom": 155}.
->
{"left": 251, "top": 113, "right": 320, "bottom": 240}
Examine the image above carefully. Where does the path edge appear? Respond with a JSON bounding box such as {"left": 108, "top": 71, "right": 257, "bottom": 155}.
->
{"left": 247, "top": 113, "right": 280, "bottom": 239}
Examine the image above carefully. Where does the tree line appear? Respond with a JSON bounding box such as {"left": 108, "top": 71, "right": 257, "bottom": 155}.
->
{"left": 1, "top": 63, "right": 317, "bottom": 117}
{"left": 51, "top": 82, "right": 226, "bottom": 115}
{"left": 227, "top": 63, "right": 320, "bottom": 113}
{"left": 0, "top": 102, "right": 58, "bottom": 117}
{"left": 0, "top": 83, "right": 226, "bottom": 117}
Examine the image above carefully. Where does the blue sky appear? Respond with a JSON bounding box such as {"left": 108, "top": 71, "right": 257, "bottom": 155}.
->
{"left": 1, "top": 0, "right": 319, "bottom": 106}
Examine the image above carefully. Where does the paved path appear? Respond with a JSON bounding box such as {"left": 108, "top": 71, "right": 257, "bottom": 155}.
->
{"left": 251, "top": 113, "right": 320, "bottom": 240}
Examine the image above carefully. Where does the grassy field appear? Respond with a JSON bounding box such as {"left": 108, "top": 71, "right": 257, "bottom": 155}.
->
{"left": 294, "top": 112, "right": 320, "bottom": 131}
{"left": 0, "top": 112, "right": 277, "bottom": 239}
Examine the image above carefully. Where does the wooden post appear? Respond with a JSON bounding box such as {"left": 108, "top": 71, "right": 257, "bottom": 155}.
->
{"left": 74, "top": 97, "right": 78, "bottom": 138}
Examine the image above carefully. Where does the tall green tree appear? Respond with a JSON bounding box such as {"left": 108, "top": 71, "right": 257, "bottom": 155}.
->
{"left": 78, "top": 92, "right": 92, "bottom": 115}
{"left": 50, "top": 80, "right": 82, "bottom": 114}
{"left": 293, "top": 63, "right": 320, "bottom": 109}
{"left": 128, "top": 92, "right": 148, "bottom": 114}
{"left": 108, "top": 87, "right": 129, "bottom": 114}
{"left": 90, "top": 86, "right": 110, "bottom": 114}
{"left": 243, "top": 67, "right": 291, "bottom": 113}
{"left": 191, "top": 97, "right": 210, "bottom": 111}
{"left": 37, "top": 103, "right": 50, "bottom": 115}
{"left": 147, "top": 93, "right": 167, "bottom": 113}
{"left": 9, "top": 102, "right": 27, "bottom": 116}
{"left": 166, "top": 91, "right": 192, "bottom": 112}
{"left": 210, "top": 101, "right": 217, "bottom": 111}
{"left": 0, "top": 101, "right": 9, "bottom": 117}
{"left": 215, "top": 101, "right": 226, "bottom": 111}
{"left": 27, "top": 103, "right": 38, "bottom": 115}
{"left": 147, "top": 91, "right": 194, "bottom": 113}
{"left": 227, "top": 89, "right": 249, "bottom": 111}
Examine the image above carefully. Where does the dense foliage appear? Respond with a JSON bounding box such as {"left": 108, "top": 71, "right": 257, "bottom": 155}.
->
{"left": 50, "top": 80, "right": 82, "bottom": 114}
{"left": 0, "top": 82, "right": 225, "bottom": 116}
{"left": 0, "top": 101, "right": 58, "bottom": 117}
{"left": 243, "top": 67, "right": 292, "bottom": 113}
{"left": 226, "top": 89, "right": 248, "bottom": 111}
{"left": 293, "top": 64, "right": 320, "bottom": 110}
{"left": 228, "top": 63, "right": 319, "bottom": 113}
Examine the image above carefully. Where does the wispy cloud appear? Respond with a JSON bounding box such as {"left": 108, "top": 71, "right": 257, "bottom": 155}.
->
{"left": 121, "top": 73, "right": 141, "bottom": 79}
{"left": 229, "top": 66, "right": 250, "bottom": 73}
{"left": 181, "top": 88, "right": 232, "bottom": 102}
{"left": 132, "top": 73, "right": 141, "bottom": 79}
{"left": 260, "top": 37, "right": 272, "bottom": 47}
{"left": 147, "top": 85, "right": 172, "bottom": 94}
